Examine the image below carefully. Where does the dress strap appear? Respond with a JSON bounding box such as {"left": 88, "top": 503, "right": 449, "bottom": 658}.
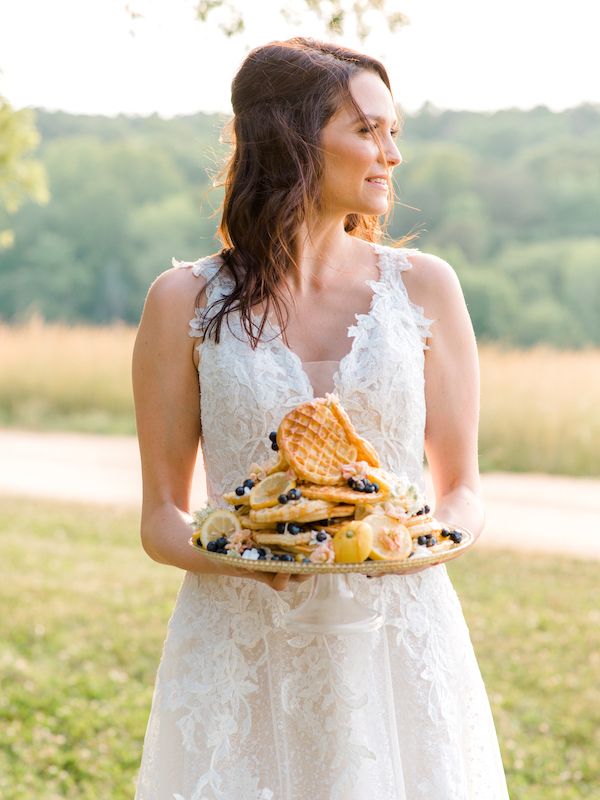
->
{"left": 375, "top": 244, "right": 436, "bottom": 350}
{"left": 172, "top": 253, "right": 234, "bottom": 339}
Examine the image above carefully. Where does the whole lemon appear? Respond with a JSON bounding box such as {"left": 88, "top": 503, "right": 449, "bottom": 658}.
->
{"left": 332, "top": 520, "right": 373, "bottom": 563}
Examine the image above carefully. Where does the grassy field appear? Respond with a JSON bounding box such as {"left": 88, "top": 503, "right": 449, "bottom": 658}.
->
{"left": 1, "top": 497, "right": 598, "bottom": 799}
{"left": 1, "top": 320, "right": 600, "bottom": 475}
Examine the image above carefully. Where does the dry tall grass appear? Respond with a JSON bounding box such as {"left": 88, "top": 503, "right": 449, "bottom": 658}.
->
{"left": 0, "top": 318, "right": 135, "bottom": 434}
{"left": 479, "top": 344, "right": 600, "bottom": 475}
{"left": 1, "top": 321, "right": 598, "bottom": 475}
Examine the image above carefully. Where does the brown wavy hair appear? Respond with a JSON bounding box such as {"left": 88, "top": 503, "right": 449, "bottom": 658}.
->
{"left": 200, "top": 36, "right": 413, "bottom": 347}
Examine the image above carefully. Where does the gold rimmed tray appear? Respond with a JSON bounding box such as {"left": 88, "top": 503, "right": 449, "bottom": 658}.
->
{"left": 189, "top": 526, "right": 475, "bottom": 575}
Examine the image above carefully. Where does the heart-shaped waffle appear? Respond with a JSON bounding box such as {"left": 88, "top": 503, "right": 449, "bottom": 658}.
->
{"left": 277, "top": 396, "right": 380, "bottom": 485}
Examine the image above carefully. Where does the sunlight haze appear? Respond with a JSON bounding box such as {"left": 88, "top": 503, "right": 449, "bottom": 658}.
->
{"left": 1, "top": 0, "right": 599, "bottom": 116}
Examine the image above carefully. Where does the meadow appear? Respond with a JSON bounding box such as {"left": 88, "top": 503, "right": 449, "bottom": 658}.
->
{"left": 0, "top": 496, "right": 598, "bottom": 799}
{"left": 1, "top": 320, "right": 600, "bottom": 475}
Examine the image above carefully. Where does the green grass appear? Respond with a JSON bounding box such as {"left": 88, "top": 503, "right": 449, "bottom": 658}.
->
{"left": 1, "top": 497, "right": 599, "bottom": 798}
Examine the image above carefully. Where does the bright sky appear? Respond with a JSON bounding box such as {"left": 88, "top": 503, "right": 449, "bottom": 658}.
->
{"left": 1, "top": 0, "right": 599, "bottom": 117}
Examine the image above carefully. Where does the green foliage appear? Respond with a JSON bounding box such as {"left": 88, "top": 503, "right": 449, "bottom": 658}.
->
{"left": 0, "top": 103, "right": 599, "bottom": 347}
{"left": 0, "top": 96, "right": 49, "bottom": 249}
{"left": 0, "top": 496, "right": 598, "bottom": 797}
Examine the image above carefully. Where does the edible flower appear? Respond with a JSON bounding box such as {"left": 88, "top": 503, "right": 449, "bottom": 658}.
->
{"left": 309, "top": 539, "right": 335, "bottom": 564}
{"left": 340, "top": 460, "right": 371, "bottom": 480}
{"left": 225, "top": 528, "right": 255, "bottom": 555}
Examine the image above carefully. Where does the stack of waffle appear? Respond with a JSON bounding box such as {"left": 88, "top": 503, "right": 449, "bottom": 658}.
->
{"left": 193, "top": 395, "right": 463, "bottom": 564}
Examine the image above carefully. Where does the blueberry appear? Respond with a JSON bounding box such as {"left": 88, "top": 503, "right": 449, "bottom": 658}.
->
{"left": 423, "top": 504, "right": 431, "bottom": 514}
{"left": 450, "top": 531, "right": 463, "bottom": 544}
{"left": 426, "top": 537, "right": 436, "bottom": 547}
{"left": 415, "top": 507, "right": 424, "bottom": 516}
{"left": 269, "top": 431, "right": 278, "bottom": 443}
{"left": 288, "top": 488, "right": 302, "bottom": 501}
{"left": 302, "top": 557, "right": 311, "bottom": 563}
{"left": 347, "top": 477, "right": 356, "bottom": 488}
{"left": 364, "top": 483, "right": 376, "bottom": 494}
{"left": 216, "top": 536, "right": 229, "bottom": 548}
{"left": 207, "top": 540, "right": 218, "bottom": 551}
{"left": 282, "top": 554, "right": 294, "bottom": 562}
{"left": 257, "top": 548, "right": 267, "bottom": 559}
{"left": 243, "top": 478, "right": 254, "bottom": 489}
{"left": 278, "top": 493, "right": 289, "bottom": 504}
{"left": 316, "top": 530, "right": 327, "bottom": 542}
{"left": 276, "top": 522, "right": 286, "bottom": 534}
{"left": 440, "top": 529, "right": 450, "bottom": 538}
{"left": 235, "top": 486, "right": 245, "bottom": 496}
{"left": 417, "top": 535, "right": 428, "bottom": 545}
{"left": 271, "top": 442, "right": 279, "bottom": 451}
{"left": 372, "top": 482, "right": 379, "bottom": 493}
{"left": 354, "top": 479, "right": 366, "bottom": 492}
{"left": 288, "top": 524, "right": 301, "bottom": 535}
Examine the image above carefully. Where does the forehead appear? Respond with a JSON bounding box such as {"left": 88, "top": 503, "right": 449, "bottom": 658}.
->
{"left": 336, "top": 70, "right": 398, "bottom": 126}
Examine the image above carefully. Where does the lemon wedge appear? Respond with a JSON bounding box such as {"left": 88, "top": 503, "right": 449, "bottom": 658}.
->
{"left": 249, "top": 471, "right": 296, "bottom": 509}
{"left": 362, "top": 514, "right": 412, "bottom": 561}
{"left": 332, "top": 520, "right": 373, "bottom": 563}
{"left": 198, "top": 509, "right": 241, "bottom": 548}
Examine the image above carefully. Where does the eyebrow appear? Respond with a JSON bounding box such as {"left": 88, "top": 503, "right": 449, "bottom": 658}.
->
{"left": 352, "top": 114, "right": 400, "bottom": 128}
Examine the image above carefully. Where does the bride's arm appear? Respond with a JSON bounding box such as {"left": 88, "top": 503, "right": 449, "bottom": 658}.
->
{"left": 412, "top": 253, "right": 485, "bottom": 542}
{"left": 132, "top": 266, "right": 308, "bottom": 590}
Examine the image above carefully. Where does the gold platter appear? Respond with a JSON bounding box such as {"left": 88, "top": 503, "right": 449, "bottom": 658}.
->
{"left": 189, "top": 526, "right": 475, "bottom": 575}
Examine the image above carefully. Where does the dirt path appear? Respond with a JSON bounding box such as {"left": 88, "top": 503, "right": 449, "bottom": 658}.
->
{"left": 1, "top": 429, "right": 598, "bottom": 560}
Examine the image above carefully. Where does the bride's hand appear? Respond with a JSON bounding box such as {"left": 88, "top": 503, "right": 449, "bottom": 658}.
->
{"left": 365, "top": 560, "right": 442, "bottom": 578}
{"left": 229, "top": 567, "right": 313, "bottom": 591}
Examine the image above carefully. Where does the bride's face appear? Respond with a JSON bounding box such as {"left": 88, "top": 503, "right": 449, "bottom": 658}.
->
{"left": 318, "top": 70, "right": 402, "bottom": 218}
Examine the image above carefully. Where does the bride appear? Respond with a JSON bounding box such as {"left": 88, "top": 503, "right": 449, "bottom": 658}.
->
{"left": 132, "top": 36, "right": 510, "bottom": 800}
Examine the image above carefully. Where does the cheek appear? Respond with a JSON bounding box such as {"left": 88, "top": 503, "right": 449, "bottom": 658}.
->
{"left": 325, "top": 140, "right": 376, "bottom": 180}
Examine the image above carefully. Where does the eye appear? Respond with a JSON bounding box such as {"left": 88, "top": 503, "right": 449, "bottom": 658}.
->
{"left": 359, "top": 125, "right": 400, "bottom": 139}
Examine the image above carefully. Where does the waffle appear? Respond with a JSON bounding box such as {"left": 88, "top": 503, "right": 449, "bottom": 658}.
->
{"left": 300, "top": 483, "right": 388, "bottom": 505}
{"left": 253, "top": 531, "right": 313, "bottom": 547}
{"left": 249, "top": 499, "right": 335, "bottom": 525}
{"left": 405, "top": 515, "right": 444, "bottom": 537}
{"left": 223, "top": 490, "right": 251, "bottom": 505}
{"left": 277, "top": 396, "right": 380, "bottom": 485}
{"left": 265, "top": 450, "right": 289, "bottom": 475}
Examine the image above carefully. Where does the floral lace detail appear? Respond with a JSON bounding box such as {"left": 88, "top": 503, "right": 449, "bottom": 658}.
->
{"left": 135, "top": 244, "right": 510, "bottom": 799}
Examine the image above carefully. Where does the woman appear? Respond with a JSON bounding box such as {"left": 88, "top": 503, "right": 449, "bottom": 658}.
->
{"left": 132, "top": 37, "right": 510, "bottom": 799}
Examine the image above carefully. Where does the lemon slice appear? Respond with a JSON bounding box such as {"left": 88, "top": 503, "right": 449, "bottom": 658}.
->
{"left": 198, "top": 509, "right": 241, "bottom": 548}
{"left": 362, "top": 514, "right": 412, "bottom": 561}
{"left": 332, "top": 520, "right": 373, "bottom": 563}
{"left": 249, "top": 471, "right": 296, "bottom": 509}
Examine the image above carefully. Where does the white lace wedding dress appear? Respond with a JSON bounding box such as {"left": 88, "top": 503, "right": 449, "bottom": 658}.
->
{"left": 134, "top": 242, "right": 510, "bottom": 800}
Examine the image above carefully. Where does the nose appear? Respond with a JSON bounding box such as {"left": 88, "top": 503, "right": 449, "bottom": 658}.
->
{"left": 379, "top": 138, "right": 402, "bottom": 169}
{"left": 386, "top": 143, "right": 402, "bottom": 168}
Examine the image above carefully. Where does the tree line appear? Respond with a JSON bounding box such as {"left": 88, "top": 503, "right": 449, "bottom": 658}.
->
{"left": 0, "top": 103, "right": 598, "bottom": 347}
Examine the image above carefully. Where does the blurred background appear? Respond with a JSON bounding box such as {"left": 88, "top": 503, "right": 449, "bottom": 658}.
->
{"left": 1, "top": 2, "right": 599, "bottom": 798}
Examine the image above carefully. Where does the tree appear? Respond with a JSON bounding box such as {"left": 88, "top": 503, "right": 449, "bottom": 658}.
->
{"left": 0, "top": 96, "right": 49, "bottom": 249}
{"left": 127, "top": 0, "right": 409, "bottom": 40}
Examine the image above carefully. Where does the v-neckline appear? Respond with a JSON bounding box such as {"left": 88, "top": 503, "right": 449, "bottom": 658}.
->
{"left": 257, "top": 241, "right": 388, "bottom": 399}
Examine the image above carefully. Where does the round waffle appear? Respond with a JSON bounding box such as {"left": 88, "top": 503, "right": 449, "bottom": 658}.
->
{"left": 249, "top": 499, "right": 334, "bottom": 525}
{"left": 300, "top": 483, "right": 389, "bottom": 505}
{"left": 253, "top": 531, "right": 313, "bottom": 547}
{"left": 277, "top": 396, "right": 380, "bottom": 485}
{"left": 249, "top": 500, "right": 357, "bottom": 525}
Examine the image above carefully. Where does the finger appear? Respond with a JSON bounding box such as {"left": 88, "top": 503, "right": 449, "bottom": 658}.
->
{"left": 270, "top": 572, "right": 291, "bottom": 592}
{"left": 289, "top": 573, "right": 313, "bottom": 583}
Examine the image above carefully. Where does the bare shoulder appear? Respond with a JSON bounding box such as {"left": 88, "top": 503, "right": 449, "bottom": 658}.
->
{"left": 400, "top": 250, "right": 463, "bottom": 313}
{"left": 144, "top": 264, "right": 207, "bottom": 319}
